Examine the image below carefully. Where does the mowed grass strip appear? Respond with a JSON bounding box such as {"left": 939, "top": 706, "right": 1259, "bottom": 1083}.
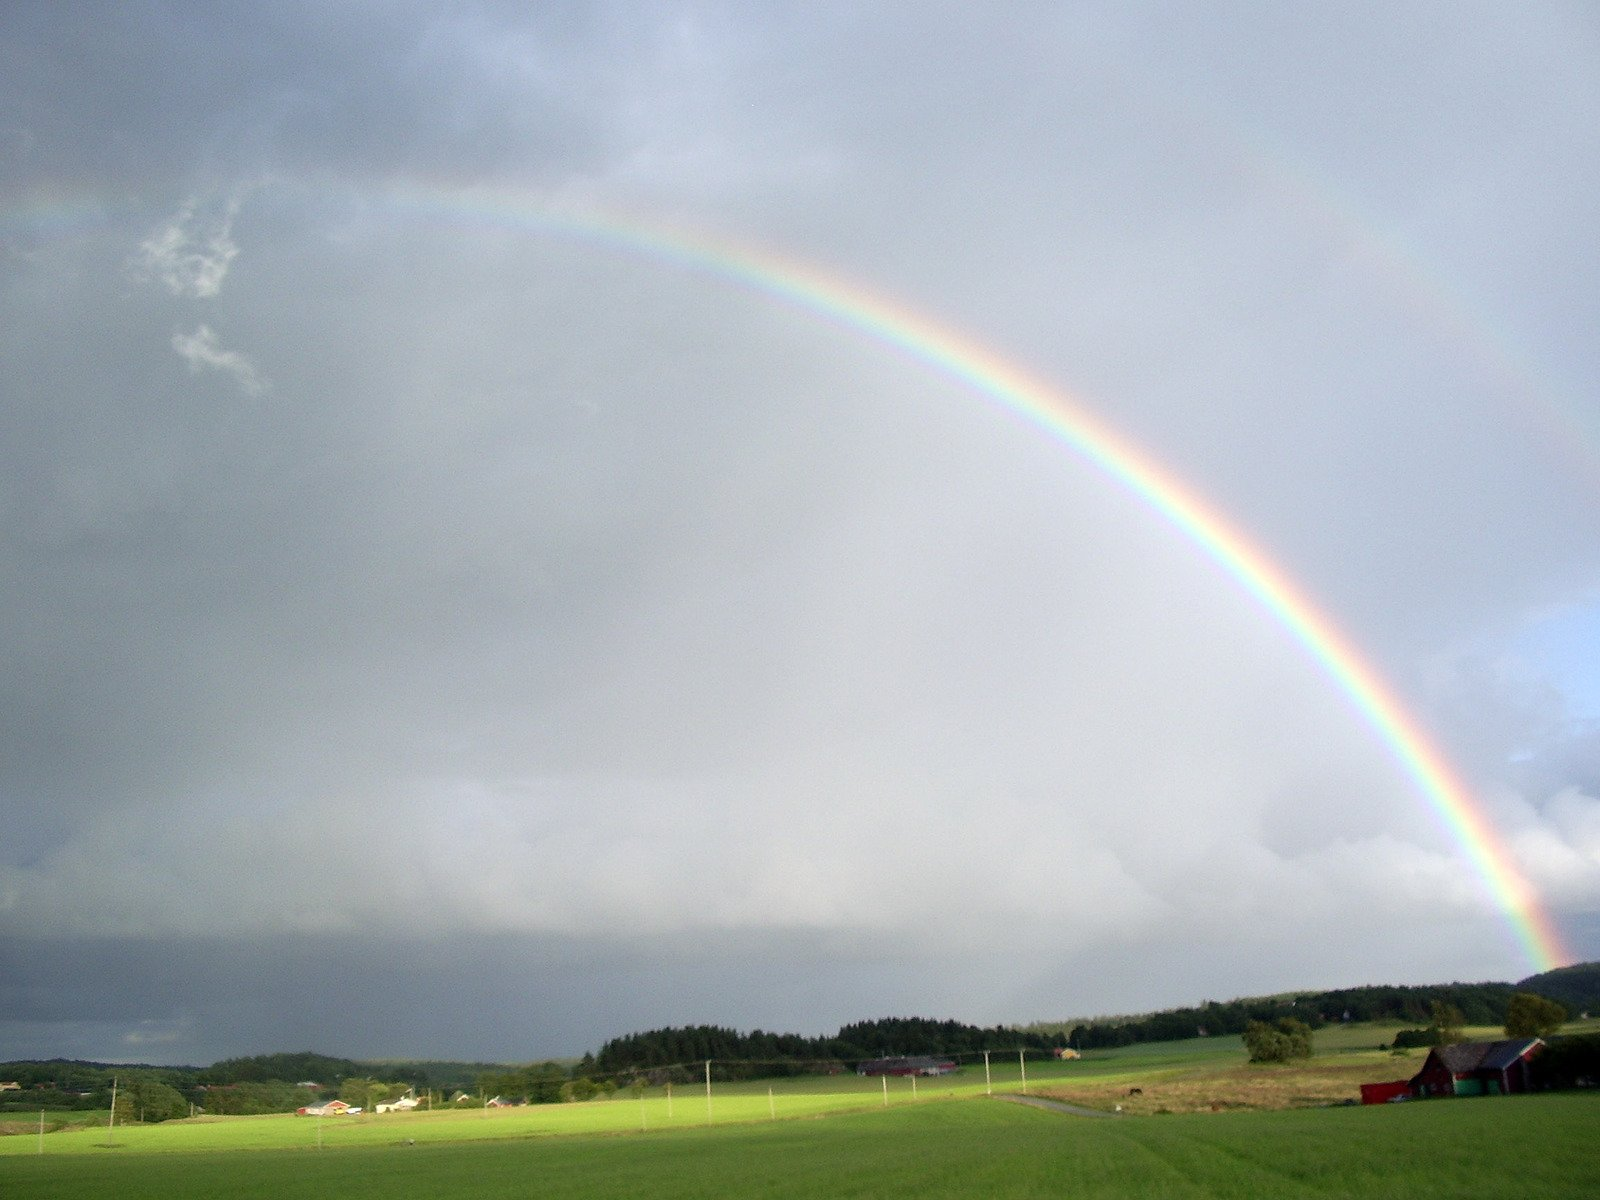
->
{"left": 4, "top": 1093, "right": 1598, "bottom": 1200}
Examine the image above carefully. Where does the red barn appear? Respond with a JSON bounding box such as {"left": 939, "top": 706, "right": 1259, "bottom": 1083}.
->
{"left": 1408, "top": 1038, "right": 1542, "bottom": 1098}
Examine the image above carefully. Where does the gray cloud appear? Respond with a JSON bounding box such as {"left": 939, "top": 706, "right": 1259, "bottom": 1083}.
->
{"left": 2, "top": 2, "right": 1598, "bottom": 1064}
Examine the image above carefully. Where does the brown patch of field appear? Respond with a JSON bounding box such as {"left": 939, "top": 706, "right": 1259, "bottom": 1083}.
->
{"left": 0, "top": 1118, "right": 72, "bottom": 1136}
{"left": 1034, "top": 1059, "right": 1383, "bottom": 1115}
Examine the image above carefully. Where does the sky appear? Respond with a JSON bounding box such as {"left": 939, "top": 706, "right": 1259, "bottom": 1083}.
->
{"left": 2, "top": 1, "right": 1598, "bottom": 1066}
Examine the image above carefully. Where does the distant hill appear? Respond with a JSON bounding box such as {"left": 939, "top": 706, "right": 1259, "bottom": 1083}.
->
{"left": 1519, "top": 962, "right": 1600, "bottom": 1016}
{"left": 197, "top": 1050, "right": 359, "bottom": 1086}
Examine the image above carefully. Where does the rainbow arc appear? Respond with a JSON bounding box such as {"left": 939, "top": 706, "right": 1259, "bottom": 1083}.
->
{"left": 5, "top": 181, "right": 1571, "bottom": 971}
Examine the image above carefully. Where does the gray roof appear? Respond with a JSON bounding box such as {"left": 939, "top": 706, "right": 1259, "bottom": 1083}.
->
{"left": 1422, "top": 1039, "right": 1540, "bottom": 1076}
{"left": 1477, "top": 1038, "right": 1542, "bottom": 1071}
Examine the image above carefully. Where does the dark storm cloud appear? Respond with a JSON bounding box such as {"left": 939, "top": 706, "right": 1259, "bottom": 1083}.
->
{"left": 0, "top": 2, "right": 621, "bottom": 186}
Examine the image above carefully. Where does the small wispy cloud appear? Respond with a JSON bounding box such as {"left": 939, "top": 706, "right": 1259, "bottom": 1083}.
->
{"left": 172, "top": 324, "right": 267, "bottom": 395}
{"left": 122, "top": 1023, "right": 185, "bottom": 1046}
{"left": 133, "top": 194, "right": 244, "bottom": 298}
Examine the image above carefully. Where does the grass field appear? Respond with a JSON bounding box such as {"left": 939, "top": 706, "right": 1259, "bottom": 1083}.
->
{"left": 3, "top": 1024, "right": 1595, "bottom": 1197}
{"left": 3, "top": 1092, "right": 1597, "bottom": 1199}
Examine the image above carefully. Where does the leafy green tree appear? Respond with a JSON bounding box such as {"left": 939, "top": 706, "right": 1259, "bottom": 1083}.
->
{"left": 1504, "top": 991, "right": 1566, "bottom": 1038}
{"left": 110, "top": 1082, "right": 137, "bottom": 1125}
{"left": 563, "top": 1078, "right": 599, "bottom": 1102}
{"left": 1391, "top": 1027, "right": 1439, "bottom": 1049}
{"left": 1530, "top": 1032, "right": 1600, "bottom": 1089}
{"left": 338, "top": 1077, "right": 385, "bottom": 1107}
{"left": 1242, "top": 1018, "right": 1312, "bottom": 1063}
{"left": 199, "top": 1081, "right": 317, "bottom": 1115}
{"left": 1429, "top": 1001, "right": 1466, "bottom": 1045}
{"left": 126, "top": 1078, "right": 188, "bottom": 1122}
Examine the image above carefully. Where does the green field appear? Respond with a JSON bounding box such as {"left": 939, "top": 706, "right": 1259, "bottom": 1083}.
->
{"left": 4, "top": 1026, "right": 1596, "bottom": 1197}
{"left": 3, "top": 1093, "right": 1597, "bottom": 1199}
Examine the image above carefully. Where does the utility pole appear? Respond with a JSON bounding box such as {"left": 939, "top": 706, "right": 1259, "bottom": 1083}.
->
{"left": 984, "top": 1050, "right": 992, "bottom": 1096}
{"left": 704, "top": 1060, "right": 712, "bottom": 1124}
{"left": 106, "top": 1077, "right": 117, "bottom": 1147}
{"left": 1019, "top": 1049, "right": 1028, "bottom": 1095}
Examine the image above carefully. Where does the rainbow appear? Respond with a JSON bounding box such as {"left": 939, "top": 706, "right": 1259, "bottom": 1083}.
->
{"left": 7, "top": 181, "right": 1573, "bottom": 970}
{"left": 397, "top": 186, "right": 1572, "bottom": 971}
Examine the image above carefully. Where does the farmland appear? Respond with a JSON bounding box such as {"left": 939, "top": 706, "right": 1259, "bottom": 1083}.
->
{"left": 4, "top": 1025, "right": 1597, "bottom": 1198}
{"left": 3, "top": 1092, "right": 1597, "bottom": 1199}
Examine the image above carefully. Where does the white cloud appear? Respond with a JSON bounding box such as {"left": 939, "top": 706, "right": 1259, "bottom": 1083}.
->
{"left": 171, "top": 324, "right": 267, "bottom": 394}
{"left": 133, "top": 194, "right": 243, "bottom": 298}
{"left": 1509, "top": 786, "right": 1600, "bottom": 906}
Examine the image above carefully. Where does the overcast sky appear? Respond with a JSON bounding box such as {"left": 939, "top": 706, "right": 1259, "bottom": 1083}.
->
{"left": 3, "top": 2, "right": 1598, "bottom": 1066}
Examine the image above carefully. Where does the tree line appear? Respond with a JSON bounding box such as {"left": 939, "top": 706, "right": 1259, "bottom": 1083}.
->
{"left": 1038, "top": 980, "right": 1534, "bottom": 1051}
{"left": 590, "top": 1017, "right": 1067, "bottom": 1081}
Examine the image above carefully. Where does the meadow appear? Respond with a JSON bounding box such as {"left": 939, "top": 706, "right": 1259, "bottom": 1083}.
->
{"left": 3, "top": 1092, "right": 1597, "bottom": 1199}
{"left": 4, "top": 1024, "right": 1596, "bottom": 1198}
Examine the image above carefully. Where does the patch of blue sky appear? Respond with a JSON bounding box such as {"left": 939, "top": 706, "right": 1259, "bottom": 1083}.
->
{"left": 1515, "top": 599, "right": 1600, "bottom": 721}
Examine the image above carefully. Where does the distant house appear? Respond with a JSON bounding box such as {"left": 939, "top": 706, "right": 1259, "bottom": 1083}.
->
{"left": 450, "top": 1091, "right": 474, "bottom": 1103}
{"left": 296, "top": 1099, "right": 354, "bottom": 1117}
{"left": 0, "top": 1082, "right": 20, "bottom": 1092}
{"left": 1408, "top": 1039, "right": 1543, "bottom": 1098}
{"left": 375, "top": 1093, "right": 419, "bottom": 1113}
{"left": 485, "top": 1096, "right": 513, "bottom": 1108}
{"left": 856, "top": 1056, "right": 957, "bottom": 1077}
{"left": 1053, "top": 1048, "right": 1081, "bottom": 1060}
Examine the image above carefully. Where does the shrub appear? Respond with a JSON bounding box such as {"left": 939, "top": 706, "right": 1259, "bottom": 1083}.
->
{"left": 1243, "top": 1018, "right": 1313, "bottom": 1063}
{"left": 1392, "top": 1028, "right": 1439, "bottom": 1049}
